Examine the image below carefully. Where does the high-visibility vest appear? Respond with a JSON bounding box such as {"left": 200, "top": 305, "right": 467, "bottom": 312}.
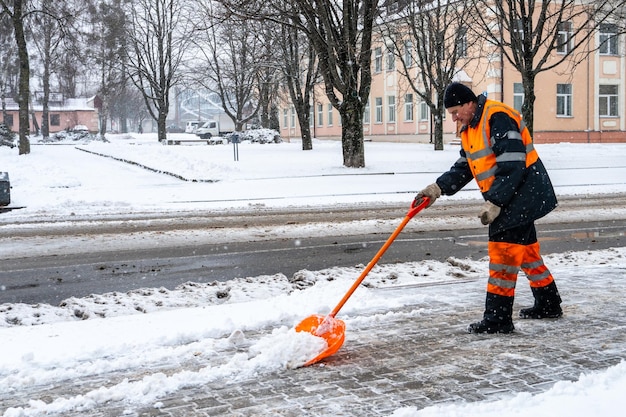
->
{"left": 461, "top": 100, "right": 539, "bottom": 193}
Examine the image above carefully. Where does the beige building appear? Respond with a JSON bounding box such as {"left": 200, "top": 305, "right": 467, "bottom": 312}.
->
{"left": 279, "top": 3, "right": 626, "bottom": 144}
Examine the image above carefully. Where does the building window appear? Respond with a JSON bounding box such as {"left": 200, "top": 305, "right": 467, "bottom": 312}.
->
{"left": 387, "top": 95, "right": 396, "bottom": 123}
{"left": 599, "top": 23, "right": 619, "bottom": 55}
{"left": 420, "top": 101, "right": 429, "bottom": 121}
{"left": 375, "top": 97, "right": 383, "bottom": 123}
{"left": 317, "top": 103, "right": 323, "bottom": 126}
{"left": 309, "top": 105, "right": 314, "bottom": 127}
{"left": 3, "top": 114, "right": 14, "bottom": 127}
{"left": 363, "top": 100, "right": 370, "bottom": 124}
{"left": 283, "top": 109, "right": 288, "bottom": 128}
{"left": 599, "top": 85, "right": 618, "bottom": 116}
{"left": 556, "top": 84, "right": 572, "bottom": 117}
{"left": 557, "top": 21, "right": 573, "bottom": 54}
{"left": 50, "top": 114, "right": 61, "bottom": 126}
{"left": 403, "top": 40, "right": 413, "bottom": 67}
{"left": 456, "top": 27, "right": 468, "bottom": 58}
{"left": 404, "top": 93, "right": 413, "bottom": 121}
{"left": 513, "top": 83, "right": 524, "bottom": 112}
{"left": 374, "top": 47, "right": 382, "bottom": 73}
{"left": 327, "top": 103, "right": 333, "bottom": 126}
{"left": 290, "top": 107, "right": 296, "bottom": 127}
{"left": 386, "top": 47, "right": 395, "bottom": 71}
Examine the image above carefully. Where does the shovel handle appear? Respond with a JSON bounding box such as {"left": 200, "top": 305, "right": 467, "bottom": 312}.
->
{"left": 328, "top": 197, "right": 430, "bottom": 318}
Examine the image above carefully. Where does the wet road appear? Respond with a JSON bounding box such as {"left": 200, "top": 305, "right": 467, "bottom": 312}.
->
{"left": 1, "top": 215, "right": 623, "bottom": 305}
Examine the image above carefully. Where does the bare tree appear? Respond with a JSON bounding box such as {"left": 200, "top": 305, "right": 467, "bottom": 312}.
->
{"left": 470, "top": 0, "right": 626, "bottom": 136}
{"left": 86, "top": 0, "right": 130, "bottom": 137}
{"left": 256, "top": 24, "right": 283, "bottom": 131}
{"left": 279, "top": 20, "right": 319, "bottom": 151}
{"left": 382, "top": 0, "right": 478, "bottom": 150}
{"left": 220, "top": 0, "right": 379, "bottom": 168}
{"left": 29, "top": 1, "right": 77, "bottom": 140}
{"left": 0, "top": 13, "right": 19, "bottom": 125}
{"left": 0, "top": 0, "right": 31, "bottom": 154}
{"left": 188, "top": 3, "right": 264, "bottom": 132}
{"left": 114, "top": 88, "right": 149, "bottom": 133}
{"left": 289, "top": 0, "right": 378, "bottom": 167}
{"left": 125, "top": 0, "right": 190, "bottom": 142}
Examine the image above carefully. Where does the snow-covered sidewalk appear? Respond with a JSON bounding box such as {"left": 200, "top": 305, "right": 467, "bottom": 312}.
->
{"left": 1, "top": 248, "right": 625, "bottom": 416}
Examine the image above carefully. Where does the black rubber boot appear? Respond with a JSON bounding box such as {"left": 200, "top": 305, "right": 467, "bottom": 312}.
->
{"left": 519, "top": 281, "right": 563, "bottom": 319}
{"left": 468, "top": 293, "right": 515, "bottom": 334}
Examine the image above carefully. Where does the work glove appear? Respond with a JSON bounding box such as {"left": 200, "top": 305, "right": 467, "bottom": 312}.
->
{"left": 414, "top": 183, "right": 441, "bottom": 208}
{"left": 479, "top": 201, "right": 501, "bottom": 225}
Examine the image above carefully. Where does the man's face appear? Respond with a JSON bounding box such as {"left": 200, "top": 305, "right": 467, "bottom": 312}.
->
{"left": 447, "top": 102, "right": 475, "bottom": 126}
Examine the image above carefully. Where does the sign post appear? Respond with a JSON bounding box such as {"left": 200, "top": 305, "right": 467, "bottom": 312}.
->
{"left": 231, "top": 133, "right": 240, "bottom": 161}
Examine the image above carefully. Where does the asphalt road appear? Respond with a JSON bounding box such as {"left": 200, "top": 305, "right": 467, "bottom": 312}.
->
{"left": 1, "top": 195, "right": 624, "bottom": 306}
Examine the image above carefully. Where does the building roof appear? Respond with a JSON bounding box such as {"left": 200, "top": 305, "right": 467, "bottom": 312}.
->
{"left": 2, "top": 97, "right": 96, "bottom": 111}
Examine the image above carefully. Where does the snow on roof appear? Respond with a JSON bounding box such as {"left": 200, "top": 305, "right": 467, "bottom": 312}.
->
{"left": 2, "top": 97, "right": 95, "bottom": 111}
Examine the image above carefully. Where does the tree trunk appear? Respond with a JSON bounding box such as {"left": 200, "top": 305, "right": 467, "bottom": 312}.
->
{"left": 1, "top": 94, "right": 7, "bottom": 124}
{"left": 157, "top": 106, "right": 167, "bottom": 142}
{"left": 521, "top": 74, "right": 536, "bottom": 137}
{"left": 41, "top": 59, "right": 50, "bottom": 140}
{"left": 30, "top": 109, "right": 39, "bottom": 136}
{"left": 339, "top": 97, "right": 365, "bottom": 168}
{"left": 296, "top": 103, "right": 312, "bottom": 150}
{"left": 433, "top": 115, "right": 444, "bottom": 151}
{"left": 433, "top": 94, "right": 445, "bottom": 151}
{"left": 12, "top": 0, "right": 30, "bottom": 155}
{"left": 99, "top": 100, "right": 109, "bottom": 138}
{"left": 100, "top": 113, "right": 108, "bottom": 137}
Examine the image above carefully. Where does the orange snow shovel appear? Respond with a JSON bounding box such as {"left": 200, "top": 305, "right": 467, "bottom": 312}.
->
{"left": 295, "top": 197, "right": 431, "bottom": 366}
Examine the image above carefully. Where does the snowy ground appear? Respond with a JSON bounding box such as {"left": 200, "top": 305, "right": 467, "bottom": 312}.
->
{"left": 0, "top": 133, "right": 625, "bottom": 416}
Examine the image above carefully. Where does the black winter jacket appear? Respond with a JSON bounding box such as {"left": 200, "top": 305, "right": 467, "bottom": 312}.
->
{"left": 435, "top": 95, "right": 558, "bottom": 233}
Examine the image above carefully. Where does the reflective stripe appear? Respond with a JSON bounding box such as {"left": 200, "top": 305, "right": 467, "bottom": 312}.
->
{"left": 476, "top": 167, "right": 497, "bottom": 181}
{"left": 488, "top": 276, "right": 517, "bottom": 289}
{"left": 496, "top": 152, "right": 526, "bottom": 163}
{"left": 468, "top": 148, "right": 492, "bottom": 159}
{"left": 463, "top": 100, "right": 541, "bottom": 192}
{"left": 522, "top": 259, "right": 544, "bottom": 269}
{"left": 480, "top": 105, "right": 494, "bottom": 148}
{"left": 490, "top": 263, "right": 520, "bottom": 275}
{"left": 507, "top": 130, "right": 523, "bottom": 141}
{"left": 526, "top": 269, "right": 551, "bottom": 283}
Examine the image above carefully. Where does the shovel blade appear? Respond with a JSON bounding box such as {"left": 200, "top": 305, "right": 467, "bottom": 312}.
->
{"left": 295, "top": 314, "right": 346, "bottom": 366}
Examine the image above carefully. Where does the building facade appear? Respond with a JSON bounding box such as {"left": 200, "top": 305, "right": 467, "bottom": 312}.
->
{"left": 279, "top": 2, "right": 626, "bottom": 144}
{"left": 1, "top": 95, "right": 100, "bottom": 134}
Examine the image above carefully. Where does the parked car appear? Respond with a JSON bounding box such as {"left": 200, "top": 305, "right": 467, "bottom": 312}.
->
{"left": 166, "top": 124, "right": 185, "bottom": 133}
{"left": 240, "top": 128, "right": 282, "bottom": 144}
{"left": 194, "top": 121, "right": 216, "bottom": 139}
{"left": 73, "top": 124, "right": 90, "bottom": 132}
{"left": 184, "top": 121, "right": 203, "bottom": 133}
{"left": 195, "top": 119, "right": 235, "bottom": 139}
{"left": 47, "top": 125, "right": 96, "bottom": 142}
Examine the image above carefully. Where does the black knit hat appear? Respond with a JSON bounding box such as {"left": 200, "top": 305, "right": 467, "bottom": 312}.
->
{"left": 444, "top": 82, "right": 477, "bottom": 108}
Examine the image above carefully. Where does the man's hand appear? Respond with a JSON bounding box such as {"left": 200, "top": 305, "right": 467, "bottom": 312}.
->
{"left": 414, "top": 183, "right": 441, "bottom": 208}
{"left": 479, "top": 201, "right": 501, "bottom": 225}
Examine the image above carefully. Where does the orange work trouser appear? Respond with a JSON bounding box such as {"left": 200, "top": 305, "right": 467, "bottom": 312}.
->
{"left": 487, "top": 223, "right": 554, "bottom": 297}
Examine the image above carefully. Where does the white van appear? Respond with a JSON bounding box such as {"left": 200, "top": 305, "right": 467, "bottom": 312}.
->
{"left": 195, "top": 121, "right": 219, "bottom": 139}
{"left": 184, "top": 121, "right": 203, "bottom": 133}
